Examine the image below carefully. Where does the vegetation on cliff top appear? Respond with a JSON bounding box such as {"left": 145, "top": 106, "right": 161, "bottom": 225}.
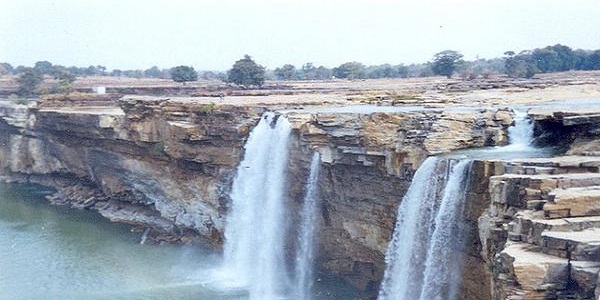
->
{"left": 226, "top": 55, "right": 266, "bottom": 88}
{"left": 3, "top": 43, "right": 600, "bottom": 95}
{"left": 170, "top": 66, "right": 198, "bottom": 85}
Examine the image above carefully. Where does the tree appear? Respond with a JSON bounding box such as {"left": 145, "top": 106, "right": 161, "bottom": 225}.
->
{"left": 0, "top": 62, "right": 13, "bottom": 75}
{"left": 431, "top": 50, "right": 464, "bottom": 78}
{"left": 111, "top": 69, "right": 123, "bottom": 77}
{"left": 95, "top": 65, "right": 107, "bottom": 76}
{"left": 34, "top": 61, "right": 54, "bottom": 75}
{"left": 573, "top": 49, "right": 591, "bottom": 70}
{"left": 298, "top": 63, "right": 332, "bottom": 80}
{"left": 144, "top": 66, "right": 162, "bottom": 78}
{"left": 170, "top": 65, "right": 198, "bottom": 84}
{"left": 274, "top": 64, "right": 297, "bottom": 80}
{"left": 532, "top": 48, "right": 560, "bottom": 73}
{"left": 16, "top": 68, "right": 43, "bottom": 96}
{"left": 549, "top": 44, "right": 576, "bottom": 71}
{"left": 332, "top": 62, "right": 366, "bottom": 79}
{"left": 365, "top": 64, "right": 396, "bottom": 78}
{"left": 52, "top": 71, "right": 76, "bottom": 94}
{"left": 585, "top": 50, "right": 600, "bottom": 70}
{"left": 314, "top": 66, "right": 333, "bottom": 80}
{"left": 227, "top": 55, "right": 266, "bottom": 87}
{"left": 504, "top": 51, "right": 538, "bottom": 78}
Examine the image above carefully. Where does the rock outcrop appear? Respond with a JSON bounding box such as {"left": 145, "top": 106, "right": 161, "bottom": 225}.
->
{"left": 479, "top": 156, "right": 600, "bottom": 299}
{"left": 286, "top": 108, "right": 512, "bottom": 291}
{"left": 8, "top": 94, "right": 600, "bottom": 299}
{"left": 0, "top": 94, "right": 517, "bottom": 294}
{"left": 0, "top": 97, "right": 265, "bottom": 245}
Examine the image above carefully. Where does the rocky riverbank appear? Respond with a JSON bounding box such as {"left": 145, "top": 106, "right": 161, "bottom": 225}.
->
{"left": 0, "top": 92, "right": 513, "bottom": 291}
{"left": 1, "top": 73, "right": 600, "bottom": 298}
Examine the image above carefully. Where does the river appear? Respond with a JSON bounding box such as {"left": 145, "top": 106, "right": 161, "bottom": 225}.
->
{"left": 0, "top": 182, "right": 354, "bottom": 299}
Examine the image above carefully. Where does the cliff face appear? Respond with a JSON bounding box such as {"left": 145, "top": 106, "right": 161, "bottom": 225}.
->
{"left": 0, "top": 95, "right": 514, "bottom": 294}
{"left": 0, "top": 96, "right": 264, "bottom": 244}
{"left": 475, "top": 107, "right": 600, "bottom": 300}
{"left": 286, "top": 108, "right": 512, "bottom": 291}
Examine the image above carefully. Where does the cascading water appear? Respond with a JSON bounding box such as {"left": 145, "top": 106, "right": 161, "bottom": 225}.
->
{"left": 377, "top": 158, "right": 471, "bottom": 300}
{"left": 294, "top": 152, "right": 321, "bottom": 300}
{"left": 418, "top": 160, "right": 472, "bottom": 300}
{"left": 221, "top": 112, "right": 292, "bottom": 299}
{"left": 504, "top": 108, "right": 535, "bottom": 151}
{"left": 379, "top": 108, "right": 538, "bottom": 300}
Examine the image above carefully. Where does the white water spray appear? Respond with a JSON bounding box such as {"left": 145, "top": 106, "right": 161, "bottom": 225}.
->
{"left": 140, "top": 228, "right": 150, "bottom": 245}
{"left": 221, "top": 112, "right": 292, "bottom": 300}
{"left": 378, "top": 157, "right": 450, "bottom": 299}
{"left": 504, "top": 108, "right": 535, "bottom": 151}
{"left": 294, "top": 152, "right": 321, "bottom": 300}
{"left": 379, "top": 107, "right": 538, "bottom": 300}
{"left": 418, "top": 160, "right": 472, "bottom": 300}
{"left": 378, "top": 158, "right": 471, "bottom": 300}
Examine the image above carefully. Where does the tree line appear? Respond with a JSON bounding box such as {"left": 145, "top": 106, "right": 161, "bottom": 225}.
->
{"left": 3, "top": 43, "right": 600, "bottom": 96}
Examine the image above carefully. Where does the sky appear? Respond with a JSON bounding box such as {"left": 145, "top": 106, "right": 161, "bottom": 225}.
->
{"left": 1, "top": 0, "right": 599, "bottom": 71}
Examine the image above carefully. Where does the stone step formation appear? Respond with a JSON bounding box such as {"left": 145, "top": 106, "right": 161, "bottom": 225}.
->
{"left": 484, "top": 156, "right": 600, "bottom": 299}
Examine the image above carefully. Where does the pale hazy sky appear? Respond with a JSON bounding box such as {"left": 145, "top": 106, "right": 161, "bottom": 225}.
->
{"left": 1, "top": 0, "right": 599, "bottom": 71}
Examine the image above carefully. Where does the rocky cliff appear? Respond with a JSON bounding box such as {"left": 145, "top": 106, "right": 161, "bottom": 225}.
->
{"left": 0, "top": 94, "right": 518, "bottom": 295}
{"left": 477, "top": 107, "right": 600, "bottom": 299}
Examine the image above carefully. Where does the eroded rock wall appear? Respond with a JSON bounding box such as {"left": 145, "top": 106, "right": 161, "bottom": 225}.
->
{"left": 286, "top": 109, "right": 513, "bottom": 293}
{"left": 0, "top": 96, "right": 515, "bottom": 294}
{"left": 0, "top": 98, "right": 264, "bottom": 244}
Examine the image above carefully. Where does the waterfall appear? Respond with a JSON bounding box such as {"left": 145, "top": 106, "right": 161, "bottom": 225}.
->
{"left": 294, "top": 152, "right": 321, "bottom": 300}
{"left": 379, "top": 108, "right": 537, "bottom": 299}
{"left": 139, "top": 228, "right": 150, "bottom": 245}
{"left": 222, "top": 112, "right": 292, "bottom": 300}
{"left": 418, "top": 160, "right": 472, "bottom": 300}
{"left": 504, "top": 108, "right": 535, "bottom": 151}
{"left": 378, "top": 158, "right": 471, "bottom": 300}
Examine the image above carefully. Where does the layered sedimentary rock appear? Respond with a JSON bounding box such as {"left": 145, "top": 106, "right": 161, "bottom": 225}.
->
{"left": 0, "top": 96, "right": 264, "bottom": 244}
{"left": 478, "top": 156, "right": 600, "bottom": 299}
{"left": 0, "top": 94, "right": 517, "bottom": 294}
{"left": 286, "top": 108, "right": 512, "bottom": 291}
{"left": 469, "top": 105, "right": 600, "bottom": 299}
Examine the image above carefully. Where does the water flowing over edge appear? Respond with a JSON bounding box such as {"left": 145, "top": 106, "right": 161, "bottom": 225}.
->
{"left": 418, "top": 160, "right": 472, "bottom": 300}
{"left": 294, "top": 152, "right": 322, "bottom": 300}
{"left": 221, "top": 112, "right": 292, "bottom": 299}
{"left": 505, "top": 108, "right": 535, "bottom": 151}
{"left": 379, "top": 107, "right": 538, "bottom": 299}
{"left": 377, "top": 158, "right": 472, "bottom": 300}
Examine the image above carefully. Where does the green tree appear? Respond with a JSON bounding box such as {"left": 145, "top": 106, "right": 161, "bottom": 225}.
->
{"left": 298, "top": 63, "right": 332, "bottom": 80}
{"left": 573, "top": 49, "right": 591, "bottom": 70}
{"left": 431, "top": 50, "right": 464, "bottom": 78}
{"left": 504, "top": 51, "right": 538, "bottom": 78}
{"left": 144, "top": 66, "right": 162, "bottom": 78}
{"left": 0, "top": 62, "right": 13, "bottom": 75}
{"left": 332, "top": 62, "right": 366, "bottom": 79}
{"left": 111, "top": 69, "right": 123, "bottom": 77}
{"left": 549, "top": 44, "right": 576, "bottom": 71}
{"left": 16, "top": 68, "right": 44, "bottom": 96}
{"left": 52, "top": 71, "right": 76, "bottom": 93}
{"left": 314, "top": 66, "right": 332, "bottom": 79}
{"left": 585, "top": 50, "right": 600, "bottom": 70}
{"left": 227, "top": 55, "right": 266, "bottom": 87}
{"left": 274, "top": 64, "right": 297, "bottom": 80}
{"left": 532, "top": 48, "right": 560, "bottom": 73}
{"left": 170, "top": 65, "right": 198, "bottom": 84}
{"left": 34, "top": 61, "right": 54, "bottom": 75}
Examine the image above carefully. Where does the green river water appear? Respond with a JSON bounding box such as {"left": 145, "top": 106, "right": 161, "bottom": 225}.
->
{"left": 0, "top": 183, "right": 354, "bottom": 300}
